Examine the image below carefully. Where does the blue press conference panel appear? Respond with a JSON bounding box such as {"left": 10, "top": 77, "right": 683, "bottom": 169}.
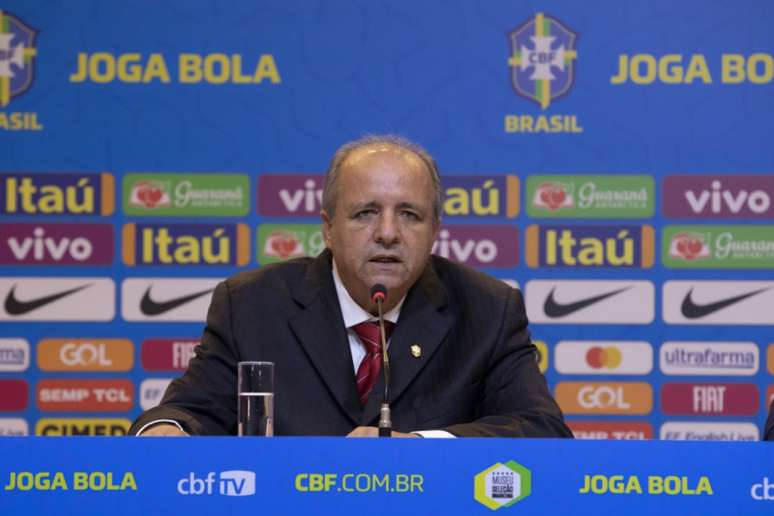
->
{"left": 1, "top": 0, "right": 774, "bottom": 437}
{"left": 2, "top": 438, "right": 774, "bottom": 515}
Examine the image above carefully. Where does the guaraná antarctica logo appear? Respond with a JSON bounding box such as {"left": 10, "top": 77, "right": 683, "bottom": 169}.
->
{"left": 0, "top": 10, "right": 37, "bottom": 108}
{"left": 474, "top": 461, "right": 531, "bottom": 510}
{"left": 508, "top": 12, "right": 577, "bottom": 109}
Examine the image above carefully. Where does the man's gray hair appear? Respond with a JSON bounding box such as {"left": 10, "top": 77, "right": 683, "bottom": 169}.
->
{"left": 321, "top": 134, "right": 443, "bottom": 220}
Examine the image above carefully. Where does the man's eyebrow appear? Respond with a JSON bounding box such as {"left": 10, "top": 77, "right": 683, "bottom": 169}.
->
{"left": 349, "top": 201, "right": 379, "bottom": 212}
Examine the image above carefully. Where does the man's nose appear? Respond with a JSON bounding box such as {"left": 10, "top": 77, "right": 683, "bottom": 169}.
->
{"left": 374, "top": 211, "right": 400, "bottom": 245}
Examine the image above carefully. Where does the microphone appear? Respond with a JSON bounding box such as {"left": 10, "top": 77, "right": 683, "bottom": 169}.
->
{"left": 370, "top": 283, "right": 391, "bottom": 438}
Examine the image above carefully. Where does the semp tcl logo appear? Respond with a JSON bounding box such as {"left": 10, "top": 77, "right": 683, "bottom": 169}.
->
{"left": 751, "top": 477, "right": 774, "bottom": 501}
{"left": 177, "top": 471, "right": 255, "bottom": 496}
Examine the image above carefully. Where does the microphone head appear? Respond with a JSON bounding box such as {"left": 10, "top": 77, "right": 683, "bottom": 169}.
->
{"left": 370, "top": 283, "right": 387, "bottom": 303}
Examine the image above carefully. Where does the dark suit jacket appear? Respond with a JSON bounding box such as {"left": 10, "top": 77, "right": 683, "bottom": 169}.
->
{"left": 130, "top": 250, "right": 572, "bottom": 437}
{"left": 765, "top": 400, "right": 774, "bottom": 441}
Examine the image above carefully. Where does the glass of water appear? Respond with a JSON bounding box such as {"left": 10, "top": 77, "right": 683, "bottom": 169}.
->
{"left": 237, "top": 361, "right": 274, "bottom": 436}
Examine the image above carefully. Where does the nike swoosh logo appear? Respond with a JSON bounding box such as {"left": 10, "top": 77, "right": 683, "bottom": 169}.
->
{"left": 4, "top": 284, "right": 92, "bottom": 315}
{"left": 680, "top": 287, "right": 769, "bottom": 319}
{"left": 544, "top": 286, "right": 631, "bottom": 318}
{"left": 140, "top": 286, "right": 214, "bottom": 316}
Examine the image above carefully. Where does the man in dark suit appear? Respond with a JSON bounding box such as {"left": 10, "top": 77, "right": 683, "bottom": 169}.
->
{"left": 765, "top": 401, "right": 774, "bottom": 441}
{"left": 131, "top": 135, "right": 571, "bottom": 438}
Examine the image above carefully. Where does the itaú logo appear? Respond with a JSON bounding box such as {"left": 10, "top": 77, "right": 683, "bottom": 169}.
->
{"left": 177, "top": 471, "right": 255, "bottom": 496}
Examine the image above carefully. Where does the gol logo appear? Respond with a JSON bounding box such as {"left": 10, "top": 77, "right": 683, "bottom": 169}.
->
{"left": 555, "top": 382, "right": 652, "bottom": 415}
{"left": 37, "top": 339, "right": 133, "bottom": 371}
{"left": 767, "top": 343, "right": 774, "bottom": 374}
{"left": 585, "top": 346, "right": 622, "bottom": 370}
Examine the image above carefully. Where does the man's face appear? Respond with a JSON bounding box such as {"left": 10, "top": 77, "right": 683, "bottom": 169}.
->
{"left": 322, "top": 145, "right": 440, "bottom": 312}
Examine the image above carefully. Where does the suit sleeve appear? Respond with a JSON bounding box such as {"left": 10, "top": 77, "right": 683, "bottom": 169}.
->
{"left": 442, "top": 288, "right": 573, "bottom": 438}
{"left": 765, "top": 398, "right": 774, "bottom": 441}
{"left": 129, "top": 281, "right": 240, "bottom": 436}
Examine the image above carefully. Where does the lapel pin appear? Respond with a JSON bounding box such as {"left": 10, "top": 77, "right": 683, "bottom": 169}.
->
{"left": 410, "top": 344, "right": 422, "bottom": 358}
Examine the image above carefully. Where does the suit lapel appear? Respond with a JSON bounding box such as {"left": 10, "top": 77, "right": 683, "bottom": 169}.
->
{"left": 361, "top": 261, "right": 453, "bottom": 425}
{"left": 289, "top": 250, "right": 362, "bottom": 426}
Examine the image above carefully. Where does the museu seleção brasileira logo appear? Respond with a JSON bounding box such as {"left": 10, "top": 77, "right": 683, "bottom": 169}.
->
{"left": 0, "top": 10, "right": 37, "bottom": 107}
{"left": 508, "top": 12, "right": 577, "bottom": 109}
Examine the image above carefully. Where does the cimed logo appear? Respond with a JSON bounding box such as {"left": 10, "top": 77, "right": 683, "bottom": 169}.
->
{"left": 0, "top": 11, "right": 37, "bottom": 108}
{"left": 508, "top": 12, "right": 578, "bottom": 109}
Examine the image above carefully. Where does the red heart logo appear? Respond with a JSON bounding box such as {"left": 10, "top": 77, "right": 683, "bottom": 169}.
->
{"left": 270, "top": 236, "right": 298, "bottom": 258}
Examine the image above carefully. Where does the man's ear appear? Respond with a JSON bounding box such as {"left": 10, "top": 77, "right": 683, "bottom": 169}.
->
{"left": 320, "top": 210, "right": 333, "bottom": 248}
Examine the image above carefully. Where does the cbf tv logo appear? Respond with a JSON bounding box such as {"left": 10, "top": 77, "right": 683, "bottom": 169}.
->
{"left": 508, "top": 13, "right": 577, "bottom": 109}
{"left": 0, "top": 11, "right": 37, "bottom": 108}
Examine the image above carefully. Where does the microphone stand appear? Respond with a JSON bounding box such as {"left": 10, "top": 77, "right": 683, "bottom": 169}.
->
{"left": 374, "top": 290, "right": 392, "bottom": 438}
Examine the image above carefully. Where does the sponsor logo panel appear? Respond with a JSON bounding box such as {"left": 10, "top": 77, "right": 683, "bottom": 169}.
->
{"left": 36, "top": 379, "right": 133, "bottom": 412}
{"left": 140, "top": 378, "right": 173, "bottom": 410}
{"left": 578, "top": 473, "right": 713, "bottom": 496}
{"left": 555, "top": 341, "right": 652, "bottom": 375}
{"left": 0, "top": 277, "right": 115, "bottom": 321}
{"left": 35, "top": 418, "right": 130, "bottom": 436}
{"left": 660, "top": 421, "right": 759, "bottom": 441}
{"left": 2, "top": 470, "right": 137, "bottom": 491}
{"left": 0, "top": 223, "right": 114, "bottom": 265}
{"left": 121, "top": 278, "right": 220, "bottom": 322}
{"left": 525, "top": 280, "right": 654, "bottom": 324}
{"left": 474, "top": 461, "right": 531, "bottom": 509}
{"left": 663, "top": 225, "right": 774, "bottom": 268}
{"left": 0, "top": 417, "right": 29, "bottom": 436}
{"left": 177, "top": 470, "right": 256, "bottom": 496}
{"left": 534, "top": 340, "right": 548, "bottom": 373}
{"left": 0, "top": 173, "right": 114, "bottom": 215}
{"left": 257, "top": 174, "right": 519, "bottom": 218}
{"left": 257, "top": 224, "right": 324, "bottom": 264}
{"left": 663, "top": 175, "right": 774, "bottom": 219}
{"left": 37, "top": 338, "right": 133, "bottom": 371}
{"left": 568, "top": 421, "right": 653, "bottom": 440}
{"left": 525, "top": 225, "right": 654, "bottom": 268}
{"left": 525, "top": 175, "right": 654, "bottom": 218}
{"left": 554, "top": 382, "right": 652, "bottom": 415}
{"left": 768, "top": 343, "right": 774, "bottom": 374}
{"left": 0, "top": 379, "right": 27, "bottom": 410}
{"left": 0, "top": 338, "right": 29, "bottom": 371}
{"left": 661, "top": 382, "right": 758, "bottom": 416}
{"left": 765, "top": 384, "right": 773, "bottom": 407}
{"left": 123, "top": 173, "right": 249, "bottom": 216}
{"left": 141, "top": 339, "right": 198, "bottom": 371}
{"left": 659, "top": 341, "right": 758, "bottom": 376}
{"left": 122, "top": 223, "right": 250, "bottom": 266}
{"left": 432, "top": 226, "right": 518, "bottom": 267}
{"left": 662, "top": 280, "right": 774, "bottom": 325}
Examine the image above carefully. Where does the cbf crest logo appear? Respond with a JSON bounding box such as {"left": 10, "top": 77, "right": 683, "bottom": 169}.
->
{"left": 0, "top": 11, "right": 37, "bottom": 108}
{"left": 508, "top": 13, "right": 577, "bottom": 109}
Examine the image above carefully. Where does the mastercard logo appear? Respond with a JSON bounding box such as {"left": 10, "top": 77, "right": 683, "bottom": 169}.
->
{"left": 585, "top": 346, "right": 622, "bottom": 369}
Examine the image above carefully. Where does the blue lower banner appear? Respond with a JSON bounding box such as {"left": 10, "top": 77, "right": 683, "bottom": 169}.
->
{"left": 1, "top": 438, "right": 773, "bottom": 515}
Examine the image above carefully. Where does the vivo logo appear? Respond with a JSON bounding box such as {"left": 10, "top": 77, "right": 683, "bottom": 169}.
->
{"left": 663, "top": 176, "right": 774, "bottom": 218}
{"left": 431, "top": 226, "right": 518, "bottom": 267}
{"left": 177, "top": 471, "right": 255, "bottom": 496}
{"left": 0, "top": 224, "right": 113, "bottom": 265}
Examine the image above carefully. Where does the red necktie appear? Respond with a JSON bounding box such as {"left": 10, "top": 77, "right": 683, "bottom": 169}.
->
{"left": 353, "top": 320, "right": 395, "bottom": 405}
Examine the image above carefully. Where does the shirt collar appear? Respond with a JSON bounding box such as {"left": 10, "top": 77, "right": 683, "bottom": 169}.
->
{"left": 332, "top": 259, "right": 404, "bottom": 328}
